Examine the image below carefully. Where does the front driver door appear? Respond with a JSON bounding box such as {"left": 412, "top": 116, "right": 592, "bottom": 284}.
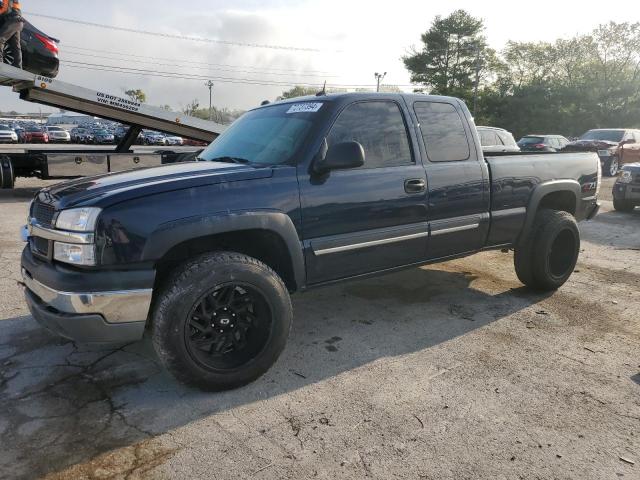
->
{"left": 298, "top": 99, "right": 428, "bottom": 285}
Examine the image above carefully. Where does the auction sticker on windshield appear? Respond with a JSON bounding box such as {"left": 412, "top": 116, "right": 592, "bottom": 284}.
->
{"left": 286, "top": 103, "right": 323, "bottom": 114}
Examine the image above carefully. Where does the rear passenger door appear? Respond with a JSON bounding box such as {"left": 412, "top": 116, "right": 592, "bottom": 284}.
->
{"left": 411, "top": 101, "right": 490, "bottom": 259}
{"left": 299, "top": 100, "right": 428, "bottom": 284}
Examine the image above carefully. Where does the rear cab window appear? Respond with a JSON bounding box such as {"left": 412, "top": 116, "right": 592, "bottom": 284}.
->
{"left": 413, "top": 102, "right": 470, "bottom": 161}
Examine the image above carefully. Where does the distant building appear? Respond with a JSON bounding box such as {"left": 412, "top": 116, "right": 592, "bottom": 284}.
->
{"left": 47, "top": 111, "right": 95, "bottom": 125}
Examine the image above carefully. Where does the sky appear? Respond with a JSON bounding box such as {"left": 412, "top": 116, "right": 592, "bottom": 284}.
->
{"left": 1, "top": 0, "right": 639, "bottom": 113}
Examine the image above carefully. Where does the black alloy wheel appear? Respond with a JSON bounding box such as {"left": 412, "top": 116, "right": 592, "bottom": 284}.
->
{"left": 152, "top": 251, "right": 292, "bottom": 391}
{"left": 185, "top": 283, "right": 273, "bottom": 371}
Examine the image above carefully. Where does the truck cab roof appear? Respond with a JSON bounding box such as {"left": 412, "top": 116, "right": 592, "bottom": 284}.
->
{"left": 261, "top": 92, "right": 466, "bottom": 110}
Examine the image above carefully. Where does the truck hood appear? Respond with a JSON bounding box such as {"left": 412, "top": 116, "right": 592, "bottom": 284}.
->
{"left": 566, "top": 139, "right": 619, "bottom": 151}
{"left": 37, "top": 161, "right": 273, "bottom": 210}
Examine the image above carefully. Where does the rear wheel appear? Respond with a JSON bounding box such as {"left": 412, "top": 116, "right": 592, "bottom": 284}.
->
{"left": 604, "top": 157, "right": 619, "bottom": 176}
{"left": 152, "top": 252, "right": 292, "bottom": 391}
{"left": 514, "top": 209, "right": 580, "bottom": 291}
{"left": 0, "top": 156, "right": 15, "bottom": 189}
{"left": 613, "top": 198, "right": 635, "bottom": 212}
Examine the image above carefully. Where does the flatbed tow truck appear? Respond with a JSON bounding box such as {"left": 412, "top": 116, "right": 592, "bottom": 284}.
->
{"left": 0, "top": 63, "right": 226, "bottom": 189}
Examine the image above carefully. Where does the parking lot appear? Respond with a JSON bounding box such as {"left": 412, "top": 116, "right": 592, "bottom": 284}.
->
{"left": 0, "top": 175, "right": 638, "bottom": 479}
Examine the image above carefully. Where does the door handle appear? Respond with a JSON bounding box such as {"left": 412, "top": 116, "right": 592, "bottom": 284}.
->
{"left": 404, "top": 178, "right": 426, "bottom": 193}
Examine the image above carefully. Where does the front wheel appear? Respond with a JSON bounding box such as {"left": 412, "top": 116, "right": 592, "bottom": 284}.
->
{"left": 613, "top": 198, "right": 635, "bottom": 212}
{"left": 514, "top": 209, "right": 580, "bottom": 291}
{"left": 152, "top": 252, "right": 292, "bottom": 391}
{"left": 604, "top": 157, "right": 619, "bottom": 176}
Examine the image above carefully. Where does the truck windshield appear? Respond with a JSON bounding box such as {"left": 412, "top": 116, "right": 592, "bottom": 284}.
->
{"left": 580, "top": 130, "right": 624, "bottom": 142}
{"left": 198, "top": 103, "right": 319, "bottom": 165}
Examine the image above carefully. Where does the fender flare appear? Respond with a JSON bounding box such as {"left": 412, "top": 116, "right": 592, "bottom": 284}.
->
{"left": 517, "top": 180, "right": 581, "bottom": 244}
{"left": 143, "top": 210, "right": 305, "bottom": 290}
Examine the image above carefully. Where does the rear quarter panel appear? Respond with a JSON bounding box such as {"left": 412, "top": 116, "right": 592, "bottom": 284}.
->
{"left": 486, "top": 152, "right": 599, "bottom": 246}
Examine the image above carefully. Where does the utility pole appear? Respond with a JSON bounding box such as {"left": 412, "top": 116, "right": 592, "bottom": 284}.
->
{"left": 472, "top": 46, "right": 481, "bottom": 117}
{"left": 205, "top": 80, "right": 214, "bottom": 121}
{"left": 374, "top": 72, "right": 387, "bottom": 92}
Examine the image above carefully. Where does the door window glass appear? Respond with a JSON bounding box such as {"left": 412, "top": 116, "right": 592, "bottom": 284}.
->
{"left": 327, "top": 101, "right": 413, "bottom": 168}
{"left": 414, "top": 102, "right": 471, "bottom": 161}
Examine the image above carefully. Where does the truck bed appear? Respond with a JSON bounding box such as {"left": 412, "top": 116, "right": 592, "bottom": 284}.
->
{"left": 484, "top": 151, "right": 600, "bottom": 245}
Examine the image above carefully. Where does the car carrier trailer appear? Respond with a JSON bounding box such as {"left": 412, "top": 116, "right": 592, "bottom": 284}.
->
{"left": 0, "top": 63, "right": 226, "bottom": 189}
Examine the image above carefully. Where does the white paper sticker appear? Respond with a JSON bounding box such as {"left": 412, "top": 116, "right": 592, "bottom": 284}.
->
{"left": 286, "top": 102, "right": 323, "bottom": 114}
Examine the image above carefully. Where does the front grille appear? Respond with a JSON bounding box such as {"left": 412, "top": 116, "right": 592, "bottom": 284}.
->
{"left": 30, "top": 236, "right": 50, "bottom": 258}
{"left": 33, "top": 201, "right": 56, "bottom": 228}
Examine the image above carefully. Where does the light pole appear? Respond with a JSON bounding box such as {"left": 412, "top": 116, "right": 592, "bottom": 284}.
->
{"left": 205, "top": 80, "right": 214, "bottom": 121}
{"left": 374, "top": 72, "right": 387, "bottom": 92}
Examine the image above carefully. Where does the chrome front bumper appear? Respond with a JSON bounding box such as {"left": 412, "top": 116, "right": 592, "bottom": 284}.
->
{"left": 21, "top": 268, "right": 152, "bottom": 324}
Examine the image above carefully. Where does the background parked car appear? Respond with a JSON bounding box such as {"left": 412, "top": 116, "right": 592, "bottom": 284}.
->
{"left": 517, "top": 135, "right": 570, "bottom": 152}
{"left": 44, "top": 126, "right": 71, "bottom": 143}
{"left": 22, "top": 126, "right": 49, "bottom": 144}
{"left": 114, "top": 126, "right": 129, "bottom": 143}
{"left": 142, "top": 131, "right": 167, "bottom": 145}
{"left": 164, "top": 135, "right": 184, "bottom": 146}
{"left": 91, "top": 129, "right": 115, "bottom": 144}
{"left": 612, "top": 163, "right": 640, "bottom": 212}
{"left": 2, "top": 20, "right": 59, "bottom": 77}
{"left": 477, "top": 126, "right": 520, "bottom": 153}
{"left": 0, "top": 125, "right": 18, "bottom": 144}
{"left": 13, "top": 127, "right": 25, "bottom": 143}
{"left": 70, "top": 127, "right": 94, "bottom": 144}
{"left": 565, "top": 129, "right": 640, "bottom": 176}
{"left": 182, "top": 138, "right": 209, "bottom": 147}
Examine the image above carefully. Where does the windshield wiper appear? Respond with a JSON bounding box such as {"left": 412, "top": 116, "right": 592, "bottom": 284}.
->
{"left": 208, "top": 156, "right": 251, "bottom": 164}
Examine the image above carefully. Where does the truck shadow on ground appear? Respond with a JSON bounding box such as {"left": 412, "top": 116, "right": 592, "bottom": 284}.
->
{"left": 0, "top": 265, "right": 551, "bottom": 479}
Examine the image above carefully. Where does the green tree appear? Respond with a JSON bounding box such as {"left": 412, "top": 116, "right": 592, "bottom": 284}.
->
{"left": 277, "top": 86, "right": 320, "bottom": 100}
{"left": 403, "top": 10, "right": 492, "bottom": 103}
{"left": 188, "top": 105, "right": 245, "bottom": 125}
{"left": 183, "top": 99, "right": 200, "bottom": 116}
{"left": 123, "top": 88, "right": 147, "bottom": 103}
{"left": 277, "top": 85, "right": 347, "bottom": 101}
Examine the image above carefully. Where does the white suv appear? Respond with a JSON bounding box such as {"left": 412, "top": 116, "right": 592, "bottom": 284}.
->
{"left": 45, "top": 126, "right": 71, "bottom": 143}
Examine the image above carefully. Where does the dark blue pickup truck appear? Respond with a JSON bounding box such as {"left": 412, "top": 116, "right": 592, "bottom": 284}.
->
{"left": 20, "top": 93, "right": 601, "bottom": 390}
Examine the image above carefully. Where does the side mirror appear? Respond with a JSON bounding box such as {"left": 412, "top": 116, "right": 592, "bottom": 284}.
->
{"left": 313, "top": 140, "right": 365, "bottom": 174}
{"left": 621, "top": 138, "right": 635, "bottom": 145}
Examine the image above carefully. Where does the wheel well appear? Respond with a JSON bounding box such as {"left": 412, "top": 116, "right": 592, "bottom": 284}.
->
{"left": 154, "top": 229, "right": 298, "bottom": 292}
{"left": 538, "top": 191, "right": 576, "bottom": 215}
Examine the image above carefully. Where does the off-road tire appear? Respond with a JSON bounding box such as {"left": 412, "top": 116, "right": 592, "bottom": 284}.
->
{"left": 613, "top": 198, "right": 635, "bottom": 212}
{"left": 514, "top": 209, "right": 580, "bottom": 291}
{"left": 152, "top": 251, "right": 292, "bottom": 391}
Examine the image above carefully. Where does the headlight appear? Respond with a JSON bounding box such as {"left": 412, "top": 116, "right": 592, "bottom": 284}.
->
{"left": 54, "top": 242, "right": 96, "bottom": 266}
{"left": 619, "top": 170, "right": 633, "bottom": 184}
{"left": 55, "top": 207, "right": 101, "bottom": 232}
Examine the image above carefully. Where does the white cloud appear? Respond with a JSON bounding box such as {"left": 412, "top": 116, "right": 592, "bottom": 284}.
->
{"left": 1, "top": 0, "right": 639, "bottom": 113}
